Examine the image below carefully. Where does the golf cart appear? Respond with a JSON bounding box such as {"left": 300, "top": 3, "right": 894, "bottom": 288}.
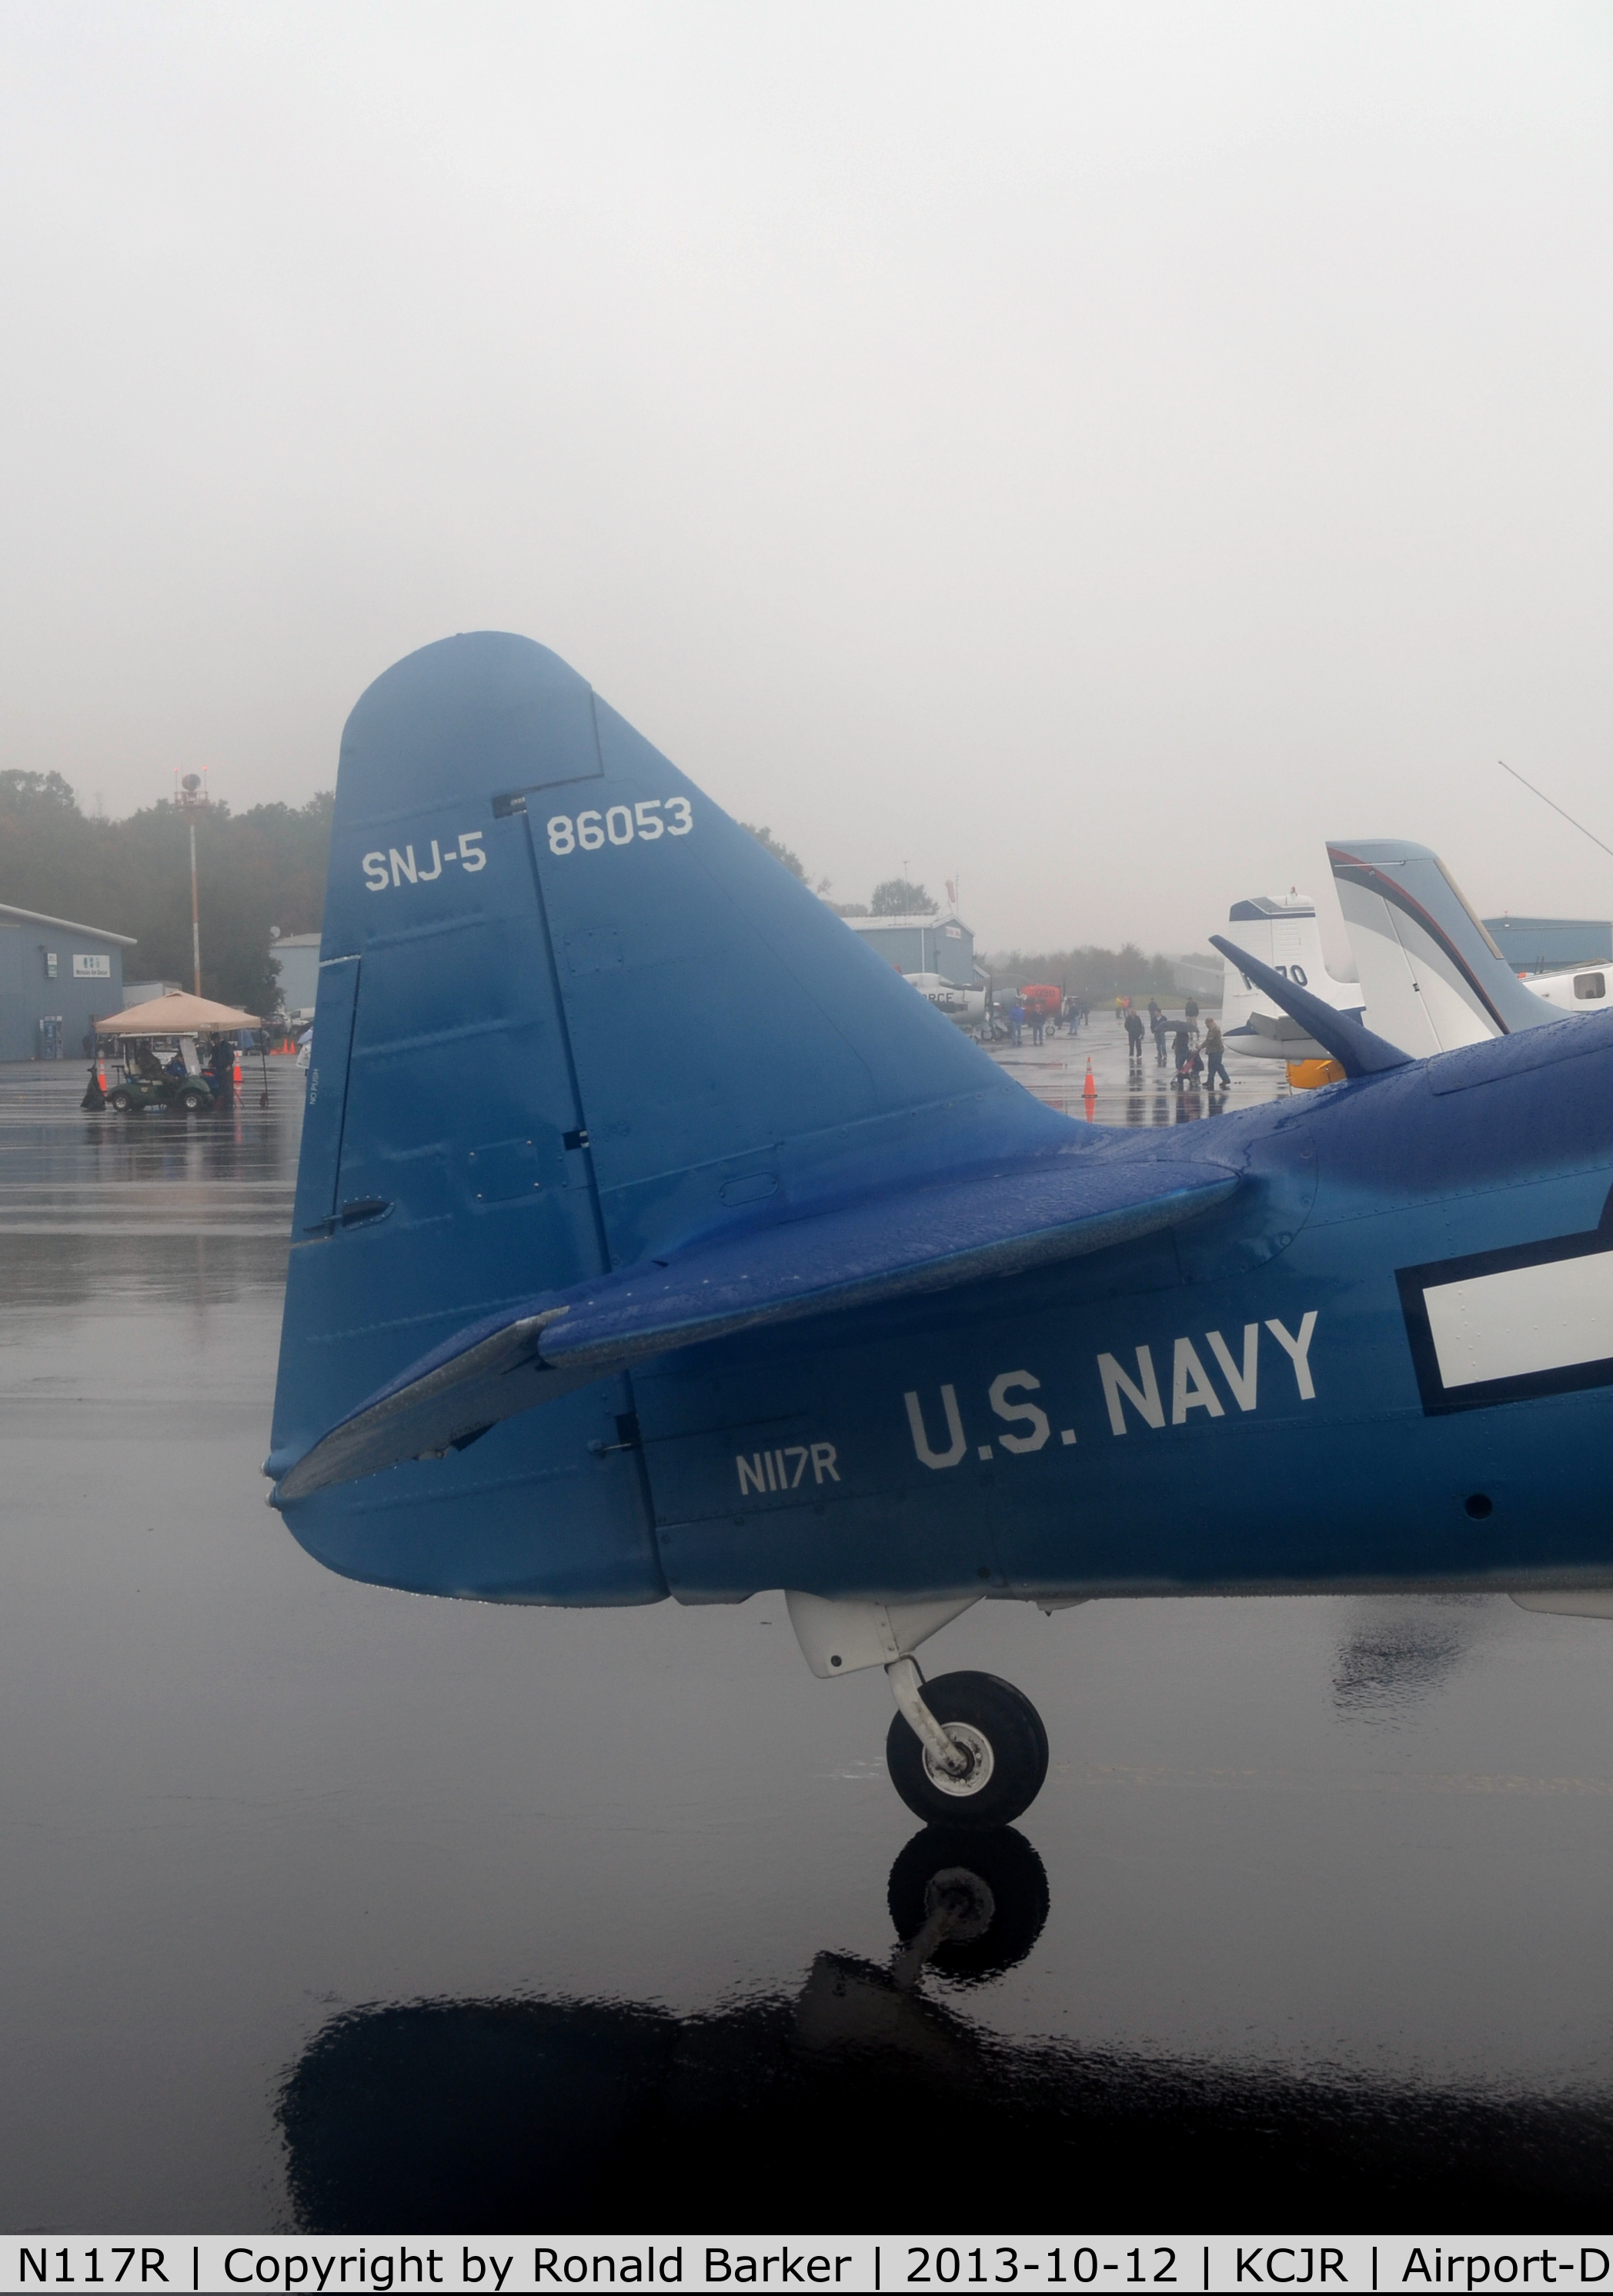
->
{"left": 95, "top": 991, "right": 263, "bottom": 1117}
{"left": 105, "top": 1051, "right": 217, "bottom": 1115}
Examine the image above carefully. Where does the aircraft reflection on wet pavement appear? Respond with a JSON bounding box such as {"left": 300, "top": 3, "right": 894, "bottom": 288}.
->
{"left": 279, "top": 1823, "right": 1613, "bottom": 2237}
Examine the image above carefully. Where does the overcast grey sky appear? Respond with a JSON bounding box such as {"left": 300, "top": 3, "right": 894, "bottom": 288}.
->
{"left": 1, "top": 3, "right": 1609, "bottom": 955}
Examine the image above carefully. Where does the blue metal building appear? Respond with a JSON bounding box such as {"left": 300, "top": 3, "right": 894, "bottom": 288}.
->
{"left": 1483, "top": 916, "right": 1613, "bottom": 973}
{"left": 269, "top": 932, "right": 322, "bottom": 1020}
{"left": 841, "top": 912, "right": 980, "bottom": 986}
{"left": 0, "top": 900, "right": 133, "bottom": 1060}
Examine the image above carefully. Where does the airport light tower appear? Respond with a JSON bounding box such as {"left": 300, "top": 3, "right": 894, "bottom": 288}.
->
{"left": 172, "top": 769, "right": 211, "bottom": 995}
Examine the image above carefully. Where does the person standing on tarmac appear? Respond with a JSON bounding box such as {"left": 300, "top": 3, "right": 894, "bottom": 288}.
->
{"left": 1124, "top": 1007, "right": 1146, "bottom": 1064}
{"left": 1185, "top": 994, "right": 1200, "bottom": 1046}
{"left": 1203, "top": 1016, "right": 1231, "bottom": 1090}
{"left": 205, "top": 1037, "right": 237, "bottom": 1109}
{"left": 1010, "top": 999, "right": 1025, "bottom": 1046}
{"left": 1150, "top": 1005, "right": 1168, "bottom": 1066}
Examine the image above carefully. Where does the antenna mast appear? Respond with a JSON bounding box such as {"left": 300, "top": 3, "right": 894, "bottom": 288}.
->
{"left": 174, "top": 769, "right": 212, "bottom": 993}
{"left": 1499, "top": 759, "right": 1613, "bottom": 865}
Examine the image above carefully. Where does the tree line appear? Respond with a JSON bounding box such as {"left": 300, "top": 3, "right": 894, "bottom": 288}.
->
{"left": 982, "top": 943, "right": 1204, "bottom": 1002}
{"left": 0, "top": 771, "right": 332, "bottom": 1014}
{"left": 0, "top": 786, "right": 1211, "bottom": 1020}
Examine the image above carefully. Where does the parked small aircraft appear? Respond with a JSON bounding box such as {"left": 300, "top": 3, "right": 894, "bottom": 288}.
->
{"left": 1217, "top": 892, "right": 1362, "bottom": 1063}
{"left": 1226, "top": 842, "right": 1599, "bottom": 1066}
{"left": 902, "top": 970, "right": 987, "bottom": 1027}
{"left": 267, "top": 636, "right": 1613, "bottom": 1826}
{"left": 1515, "top": 963, "right": 1611, "bottom": 1016}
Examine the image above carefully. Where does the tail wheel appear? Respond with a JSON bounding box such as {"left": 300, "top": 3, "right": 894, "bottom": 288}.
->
{"left": 884, "top": 1669, "right": 1050, "bottom": 1828}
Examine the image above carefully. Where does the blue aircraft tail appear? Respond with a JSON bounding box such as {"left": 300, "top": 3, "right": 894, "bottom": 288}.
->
{"left": 269, "top": 633, "right": 1070, "bottom": 1600}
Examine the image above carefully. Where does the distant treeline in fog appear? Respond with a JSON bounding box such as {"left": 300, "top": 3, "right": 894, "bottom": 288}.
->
{"left": 983, "top": 944, "right": 1213, "bottom": 1001}
{"left": 0, "top": 772, "right": 331, "bottom": 1014}
{"left": 0, "top": 779, "right": 1217, "bottom": 1020}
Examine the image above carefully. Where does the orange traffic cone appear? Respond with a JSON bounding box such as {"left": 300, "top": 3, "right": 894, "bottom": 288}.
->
{"left": 1082, "top": 1059, "right": 1097, "bottom": 1111}
{"left": 232, "top": 1054, "right": 242, "bottom": 1088}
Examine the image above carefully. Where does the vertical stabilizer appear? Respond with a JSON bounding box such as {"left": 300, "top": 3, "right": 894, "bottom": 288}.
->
{"left": 1219, "top": 895, "right": 1361, "bottom": 1057}
{"left": 270, "top": 632, "right": 1070, "bottom": 1604}
{"left": 1328, "top": 841, "right": 1555, "bottom": 1057}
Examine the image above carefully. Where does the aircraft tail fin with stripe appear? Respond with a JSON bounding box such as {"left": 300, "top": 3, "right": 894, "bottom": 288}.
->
{"left": 1328, "top": 839, "right": 1555, "bottom": 1056}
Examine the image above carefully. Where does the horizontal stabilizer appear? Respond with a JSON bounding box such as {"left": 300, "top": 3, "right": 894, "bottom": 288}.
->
{"left": 1210, "top": 936, "right": 1413, "bottom": 1078}
{"left": 269, "top": 1308, "right": 586, "bottom": 1507}
{"left": 1224, "top": 1011, "right": 1334, "bottom": 1061}
{"left": 271, "top": 1153, "right": 1241, "bottom": 1502}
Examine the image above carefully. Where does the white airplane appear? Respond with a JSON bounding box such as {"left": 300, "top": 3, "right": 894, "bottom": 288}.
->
{"left": 1224, "top": 846, "right": 1603, "bottom": 1070}
{"left": 903, "top": 972, "right": 987, "bottom": 1026}
{"left": 1508, "top": 962, "right": 1611, "bottom": 1016}
{"left": 1218, "top": 893, "right": 1363, "bottom": 1063}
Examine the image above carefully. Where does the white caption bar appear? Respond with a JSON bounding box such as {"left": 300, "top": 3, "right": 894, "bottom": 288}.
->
{"left": 5, "top": 2235, "right": 1613, "bottom": 2293}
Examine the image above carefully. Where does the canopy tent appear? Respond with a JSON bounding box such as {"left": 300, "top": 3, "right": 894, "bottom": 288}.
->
{"left": 96, "top": 991, "right": 261, "bottom": 1035}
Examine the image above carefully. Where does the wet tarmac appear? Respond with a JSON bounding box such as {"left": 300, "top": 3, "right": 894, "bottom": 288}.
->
{"left": 7, "top": 1054, "right": 1613, "bottom": 2232}
{"left": 987, "top": 1007, "right": 1291, "bottom": 1120}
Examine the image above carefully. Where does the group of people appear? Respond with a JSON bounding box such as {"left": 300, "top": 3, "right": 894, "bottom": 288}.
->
{"left": 997, "top": 988, "right": 1234, "bottom": 1087}
{"left": 997, "top": 985, "right": 1231, "bottom": 1090}
{"left": 1118, "top": 995, "right": 1231, "bottom": 1092}
{"left": 1004, "top": 996, "right": 1090, "bottom": 1047}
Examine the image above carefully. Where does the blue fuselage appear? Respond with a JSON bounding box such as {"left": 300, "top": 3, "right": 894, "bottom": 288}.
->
{"left": 285, "top": 1013, "right": 1613, "bottom": 1610}
{"left": 639, "top": 1023, "right": 1612, "bottom": 1604}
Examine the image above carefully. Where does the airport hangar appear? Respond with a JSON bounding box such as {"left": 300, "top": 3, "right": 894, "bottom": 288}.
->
{"left": 0, "top": 900, "right": 132, "bottom": 1062}
{"left": 1485, "top": 915, "right": 1613, "bottom": 972}
{"left": 268, "top": 931, "right": 321, "bottom": 1023}
{"left": 843, "top": 910, "right": 986, "bottom": 989}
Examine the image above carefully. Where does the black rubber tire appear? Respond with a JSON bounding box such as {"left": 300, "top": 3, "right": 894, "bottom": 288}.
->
{"left": 179, "top": 1087, "right": 209, "bottom": 1112}
{"left": 884, "top": 1669, "right": 1050, "bottom": 1828}
{"left": 887, "top": 1824, "right": 1050, "bottom": 1984}
{"left": 108, "top": 1087, "right": 135, "bottom": 1113}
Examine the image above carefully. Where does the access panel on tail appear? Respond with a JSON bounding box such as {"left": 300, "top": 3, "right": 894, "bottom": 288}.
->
{"left": 269, "top": 633, "right": 1070, "bottom": 1603}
